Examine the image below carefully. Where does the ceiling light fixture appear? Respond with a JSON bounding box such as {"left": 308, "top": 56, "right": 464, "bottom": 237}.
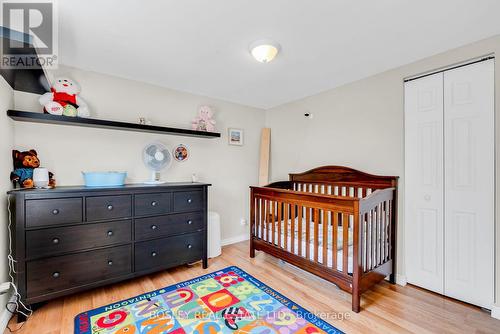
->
{"left": 249, "top": 39, "right": 281, "bottom": 63}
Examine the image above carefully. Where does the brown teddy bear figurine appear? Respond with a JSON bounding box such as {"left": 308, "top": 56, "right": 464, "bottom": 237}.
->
{"left": 10, "top": 149, "right": 56, "bottom": 189}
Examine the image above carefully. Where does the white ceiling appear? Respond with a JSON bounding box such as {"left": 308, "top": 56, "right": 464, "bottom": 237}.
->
{"left": 58, "top": 0, "right": 500, "bottom": 109}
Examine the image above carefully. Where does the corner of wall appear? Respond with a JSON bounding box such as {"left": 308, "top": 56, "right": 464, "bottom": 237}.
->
{"left": 491, "top": 305, "right": 500, "bottom": 320}
{"left": 0, "top": 76, "right": 15, "bottom": 331}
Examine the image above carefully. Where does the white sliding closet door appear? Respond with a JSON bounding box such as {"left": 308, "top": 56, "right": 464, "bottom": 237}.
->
{"left": 405, "top": 73, "right": 445, "bottom": 294}
{"left": 443, "top": 60, "right": 494, "bottom": 309}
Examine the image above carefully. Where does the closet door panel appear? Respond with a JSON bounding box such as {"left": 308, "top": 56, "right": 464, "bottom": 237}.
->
{"left": 443, "top": 60, "right": 494, "bottom": 309}
{"left": 404, "top": 73, "right": 444, "bottom": 294}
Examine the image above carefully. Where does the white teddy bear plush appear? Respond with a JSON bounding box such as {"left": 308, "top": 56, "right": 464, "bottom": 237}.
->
{"left": 39, "top": 77, "right": 90, "bottom": 117}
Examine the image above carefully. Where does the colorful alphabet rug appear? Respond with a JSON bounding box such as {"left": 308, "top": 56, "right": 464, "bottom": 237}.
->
{"left": 75, "top": 266, "right": 343, "bottom": 334}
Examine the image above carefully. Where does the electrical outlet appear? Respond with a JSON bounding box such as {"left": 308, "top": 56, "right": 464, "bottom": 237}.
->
{"left": 240, "top": 218, "right": 248, "bottom": 226}
{"left": 0, "top": 282, "right": 10, "bottom": 295}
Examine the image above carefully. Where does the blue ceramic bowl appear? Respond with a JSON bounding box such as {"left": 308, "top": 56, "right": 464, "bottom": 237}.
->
{"left": 82, "top": 172, "right": 127, "bottom": 187}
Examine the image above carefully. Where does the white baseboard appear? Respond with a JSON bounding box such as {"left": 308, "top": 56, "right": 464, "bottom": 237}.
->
{"left": 221, "top": 234, "right": 249, "bottom": 246}
{"left": 491, "top": 305, "right": 500, "bottom": 320}
{"left": 396, "top": 274, "right": 407, "bottom": 286}
{"left": 0, "top": 293, "right": 15, "bottom": 332}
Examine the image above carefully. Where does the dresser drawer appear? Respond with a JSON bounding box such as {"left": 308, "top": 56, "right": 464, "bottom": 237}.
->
{"left": 26, "top": 245, "right": 131, "bottom": 298}
{"left": 135, "top": 212, "right": 203, "bottom": 241}
{"left": 26, "top": 198, "right": 83, "bottom": 228}
{"left": 86, "top": 195, "right": 132, "bottom": 221}
{"left": 135, "top": 232, "right": 203, "bottom": 272}
{"left": 173, "top": 191, "right": 203, "bottom": 212}
{"left": 135, "top": 192, "right": 172, "bottom": 216}
{"left": 26, "top": 220, "right": 132, "bottom": 258}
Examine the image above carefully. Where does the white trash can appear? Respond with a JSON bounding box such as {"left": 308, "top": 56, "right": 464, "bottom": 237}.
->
{"left": 208, "top": 211, "right": 221, "bottom": 258}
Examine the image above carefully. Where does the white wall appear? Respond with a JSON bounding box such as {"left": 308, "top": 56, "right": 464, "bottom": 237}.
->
{"left": 0, "top": 77, "right": 14, "bottom": 326}
{"left": 266, "top": 34, "right": 500, "bottom": 305}
{"left": 13, "top": 66, "right": 265, "bottom": 241}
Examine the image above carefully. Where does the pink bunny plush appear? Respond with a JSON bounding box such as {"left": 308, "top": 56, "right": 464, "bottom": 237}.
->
{"left": 191, "top": 105, "right": 216, "bottom": 132}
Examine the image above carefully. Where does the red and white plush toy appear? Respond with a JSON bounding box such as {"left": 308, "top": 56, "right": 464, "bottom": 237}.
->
{"left": 39, "top": 77, "right": 90, "bottom": 117}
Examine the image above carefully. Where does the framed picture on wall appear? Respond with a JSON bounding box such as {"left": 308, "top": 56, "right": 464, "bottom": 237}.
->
{"left": 228, "top": 128, "right": 244, "bottom": 146}
{"left": 173, "top": 144, "right": 189, "bottom": 162}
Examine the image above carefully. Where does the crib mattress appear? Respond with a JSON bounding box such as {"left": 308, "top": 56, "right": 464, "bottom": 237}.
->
{"left": 259, "top": 221, "right": 354, "bottom": 273}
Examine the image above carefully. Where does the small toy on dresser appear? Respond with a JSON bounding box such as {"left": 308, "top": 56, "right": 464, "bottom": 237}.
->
{"left": 191, "top": 105, "right": 216, "bottom": 132}
{"left": 10, "top": 149, "right": 56, "bottom": 189}
{"left": 39, "top": 77, "right": 90, "bottom": 117}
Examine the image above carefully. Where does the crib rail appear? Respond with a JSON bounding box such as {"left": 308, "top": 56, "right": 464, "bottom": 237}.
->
{"left": 249, "top": 185, "right": 396, "bottom": 295}
{"left": 250, "top": 186, "right": 357, "bottom": 276}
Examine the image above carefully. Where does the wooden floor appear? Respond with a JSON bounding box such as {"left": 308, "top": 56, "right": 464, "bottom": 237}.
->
{"left": 6, "top": 241, "right": 499, "bottom": 333}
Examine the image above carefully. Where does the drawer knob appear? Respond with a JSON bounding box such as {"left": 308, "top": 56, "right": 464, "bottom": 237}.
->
{"left": 52, "top": 272, "right": 60, "bottom": 278}
{"left": 187, "top": 199, "right": 192, "bottom": 204}
{"left": 107, "top": 230, "right": 114, "bottom": 237}
{"left": 151, "top": 225, "right": 158, "bottom": 230}
{"left": 52, "top": 209, "right": 59, "bottom": 215}
{"left": 151, "top": 201, "right": 158, "bottom": 207}
{"left": 151, "top": 251, "right": 157, "bottom": 257}
{"left": 52, "top": 238, "right": 60, "bottom": 244}
{"left": 107, "top": 205, "right": 114, "bottom": 211}
{"left": 187, "top": 244, "right": 192, "bottom": 249}
{"left": 108, "top": 260, "right": 113, "bottom": 266}
{"left": 187, "top": 220, "right": 193, "bottom": 225}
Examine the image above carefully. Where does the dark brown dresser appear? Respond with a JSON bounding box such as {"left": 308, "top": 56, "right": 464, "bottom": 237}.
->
{"left": 7, "top": 183, "right": 209, "bottom": 308}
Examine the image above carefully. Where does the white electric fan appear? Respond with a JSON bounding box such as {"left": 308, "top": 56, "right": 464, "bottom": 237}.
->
{"left": 142, "top": 142, "right": 172, "bottom": 184}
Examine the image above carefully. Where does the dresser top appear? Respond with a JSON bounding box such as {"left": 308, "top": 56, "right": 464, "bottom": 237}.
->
{"left": 7, "top": 182, "right": 211, "bottom": 195}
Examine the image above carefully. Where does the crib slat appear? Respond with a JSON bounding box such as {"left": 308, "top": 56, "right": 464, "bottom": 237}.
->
{"left": 277, "top": 202, "right": 282, "bottom": 248}
{"left": 370, "top": 209, "right": 374, "bottom": 270}
{"left": 255, "top": 198, "right": 260, "bottom": 237}
{"left": 372, "top": 208, "right": 376, "bottom": 269}
{"left": 382, "top": 202, "right": 386, "bottom": 263}
{"left": 284, "top": 202, "right": 289, "bottom": 250}
{"left": 366, "top": 209, "right": 370, "bottom": 270}
{"left": 290, "top": 204, "right": 296, "bottom": 254}
{"left": 262, "top": 200, "right": 267, "bottom": 241}
{"left": 332, "top": 212, "right": 338, "bottom": 270}
{"left": 270, "top": 201, "right": 275, "bottom": 244}
{"left": 362, "top": 212, "right": 367, "bottom": 273}
{"left": 322, "top": 210, "right": 328, "bottom": 265}
{"left": 384, "top": 201, "right": 389, "bottom": 261}
{"left": 297, "top": 205, "right": 302, "bottom": 256}
{"left": 342, "top": 213, "right": 349, "bottom": 274}
{"left": 374, "top": 205, "right": 379, "bottom": 267}
{"left": 305, "top": 208, "right": 311, "bottom": 260}
{"left": 377, "top": 203, "right": 384, "bottom": 265}
{"left": 388, "top": 200, "right": 393, "bottom": 260}
{"left": 314, "top": 208, "right": 319, "bottom": 262}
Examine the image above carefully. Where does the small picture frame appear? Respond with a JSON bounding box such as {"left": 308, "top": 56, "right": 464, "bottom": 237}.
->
{"left": 173, "top": 144, "right": 189, "bottom": 162}
{"left": 228, "top": 128, "right": 244, "bottom": 146}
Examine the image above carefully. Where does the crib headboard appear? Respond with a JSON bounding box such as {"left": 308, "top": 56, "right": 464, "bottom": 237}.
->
{"left": 289, "top": 166, "right": 398, "bottom": 189}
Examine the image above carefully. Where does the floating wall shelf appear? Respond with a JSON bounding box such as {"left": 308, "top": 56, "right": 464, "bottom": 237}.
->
{"left": 7, "top": 110, "right": 221, "bottom": 138}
